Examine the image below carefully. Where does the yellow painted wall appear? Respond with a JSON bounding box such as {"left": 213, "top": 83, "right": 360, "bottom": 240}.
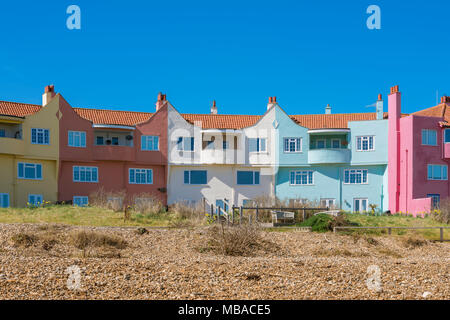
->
{"left": 0, "top": 96, "right": 60, "bottom": 207}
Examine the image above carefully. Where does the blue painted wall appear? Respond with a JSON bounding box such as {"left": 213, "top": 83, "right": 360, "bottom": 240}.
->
{"left": 349, "top": 120, "right": 388, "bottom": 165}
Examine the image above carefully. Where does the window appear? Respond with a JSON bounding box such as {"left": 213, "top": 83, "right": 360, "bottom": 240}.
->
{"left": 320, "top": 198, "right": 336, "bottom": 208}
{"left": 316, "top": 139, "right": 326, "bottom": 149}
{"left": 0, "top": 193, "right": 9, "bottom": 208}
{"left": 177, "top": 137, "right": 194, "bottom": 151}
{"left": 129, "top": 168, "right": 153, "bottom": 184}
{"left": 205, "top": 140, "right": 215, "bottom": 150}
{"left": 356, "top": 136, "right": 374, "bottom": 151}
{"left": 289, "top": 171, "right": 313, "bottom": 185}
{"left": 445, "top": 129, "right": 450, "bottom": 143}
{"left": 0, "top": 129, "right": 5, "bottom": 137}
{"left": 354, "top": 198, "right": 368, "bottom": 213}
{"left": 237, "top": 171, "right": 260, "bottom": 185}
{"left": 73, "top": 196, "right": 88, "bottom": 207}
{"left": 141, "top": 135, "right": 159, "bottom": 151}
{"left": 344, "top": 169, "right": 368, "bottom": 184}
{"left": 284, "top": 138, "right": 302, "bottom": 153}
{"left": 112, "top": 137, "right": 119, "bottom": 145}
{"left": 427, "top": 164, "right": 448, "bottom": 180}
{"left": 184, "top": 170, "right": 207, "bottom": 185}
{"left": 73, "top": 166, "right": 98, "bottom": 182}
{"left": 28, "top": 194, "right": 43, "bottom": 206}
{"left": 422, "top": 129, "right": 437, "bottom": 146}
{"left": 68, "top": 131, "right": 86, "bottom": 148}
{"left": 223, "top": 141, "right": 229, "bottom": 150}
{"left": 331, "top": 139, "right": 341, "bottom": 149}
{"left": 427, "top": 194, "right": 440, "bottom": 209}
{"left": 31, "top": 128, "right": 49, "bottom": 145}
{"left": 18, "top": 163, "right": 42, "bottom": 180}
{"left": 248, "top": 138, "right": 267, "bottom": 153}
{"left": 96, "top": 136, "right": 104, "bottom": 145}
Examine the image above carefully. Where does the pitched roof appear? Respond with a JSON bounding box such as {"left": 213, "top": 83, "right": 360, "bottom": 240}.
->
{"left": 0, "top": 101, "right": 41, "bottom": 117}
{"left": 289, "top": 112, "right": 388, "bottom": 129}
{"left": 0, "top": 99, "right": 398, "bottom": 129}
{"left": 412, "top": 103, "right": 449, "bottom": 120}
{"left": 181, "top": 114, "right": 261, "bottom": 129}
{"left": 73, "top": 108, "right": 153, "bottom": 126}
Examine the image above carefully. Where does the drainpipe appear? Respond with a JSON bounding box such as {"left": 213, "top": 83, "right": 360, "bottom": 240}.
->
{"left": 405, "top": 149, "right": 408, "bottom": 214}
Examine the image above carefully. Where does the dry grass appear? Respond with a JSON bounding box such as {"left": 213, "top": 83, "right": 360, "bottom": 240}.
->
{"left": 376, "top": 247, "right": 403, "bottom": 258}
{"left": 403, "top": 237, "right": 428, "bottom": 248}
{"left": 70, "top": 230, "right": 127, "bottom": 250}
{"left": 11, "top": 233, "right": 36, "bottom": 248}
{"left": 433, "top": 198, "right": 450, "bottom": 224}
{"left": 89, "top": 187, "right": 126, "bottom": 212}
{"left": 132, "top": 194, "right": 164, "bottom": 214}
{"left": 171, "top": 201, "right": 206, "bottom": 225}
{"left": 204, "top": 223, "right": 276, "bottom": 256}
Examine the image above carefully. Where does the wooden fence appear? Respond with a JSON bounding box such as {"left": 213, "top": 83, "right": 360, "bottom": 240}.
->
{"left": 333, "top": 226, "right": 450, "bottom": 242}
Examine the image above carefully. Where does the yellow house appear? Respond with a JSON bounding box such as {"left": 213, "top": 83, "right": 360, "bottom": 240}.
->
{"left": 0, "top": 86, "right": 59, "bottom": 207}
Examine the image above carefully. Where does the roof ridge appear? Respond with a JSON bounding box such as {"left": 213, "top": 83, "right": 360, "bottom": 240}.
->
{"left": 74, "top": 107, "right": 153, "bottom": 114}
{"left": 0, "top": 100, "right": 42, "bottom": 107}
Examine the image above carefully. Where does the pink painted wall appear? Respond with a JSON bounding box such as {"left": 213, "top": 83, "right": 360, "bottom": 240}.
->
{"left": 389, "top": 88, "right": 449, "bottom": 214}
{"left": 58, "top": 96, "right": 168, "bottom": 205}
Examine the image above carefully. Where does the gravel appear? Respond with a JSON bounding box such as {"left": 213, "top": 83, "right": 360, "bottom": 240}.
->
{"left": 0, "top": 223, "right": 448, "bottom": 300}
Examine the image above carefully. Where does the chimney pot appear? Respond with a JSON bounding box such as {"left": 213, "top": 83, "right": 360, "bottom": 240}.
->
{"left": 156, "top": 92, "right": 166, "bottom": 111}
{"left": 273, "top": 96, "right": 277, "bottom": 103}
{"left": 378, "top": 94, "right": 382, "bottom": 101}
{"left": 210, "top": 100, "right": 218, "bottom": 115}
{"left": 390, "top": 85, "right": 400, "bottom": 94}
{"left": 269, "top": 97, "right": 272, "bottom": 103}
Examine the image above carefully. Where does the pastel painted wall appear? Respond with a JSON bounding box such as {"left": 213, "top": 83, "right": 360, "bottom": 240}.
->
{"left": 0, "top": 96, "right": 59, "bottom": 207}
{"left": 276, "top": 165, "right": 387, "bottom": 212}
{"left": 349, "top": 119, "right": 388, "bottom": 165}
{"left": 58, "top": 96, "right": 168, "bottom": 205}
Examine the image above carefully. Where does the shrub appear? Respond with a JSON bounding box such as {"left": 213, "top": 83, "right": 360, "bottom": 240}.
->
{"left": 300, "top": 213, "right": 357, "bottom": 232}
{"left": 11, "top": 233, "right": 36, "bottom": 248}
{"left": 89, "top": 187, "right": 126, "bottom": 211}
{"left": 70, "top": 230, "right": 127, "bottom": 250}
{"left": 432, "top": 198, "right": 450, "bottom": 224}
{"left": 132, "top": 194, "right": 163, "bottom": 214}
{"left": 205, "top": 224, "right": 272, "bottom": 256}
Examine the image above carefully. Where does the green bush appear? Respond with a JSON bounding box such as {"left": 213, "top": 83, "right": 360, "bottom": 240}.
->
{"left": 300, "top": 213, "right": 358, "bottom": 232}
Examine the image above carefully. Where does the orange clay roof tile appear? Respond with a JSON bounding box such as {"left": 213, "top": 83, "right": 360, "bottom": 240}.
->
{"left": 0, "top": 100, "right": 42, "bottom": 117}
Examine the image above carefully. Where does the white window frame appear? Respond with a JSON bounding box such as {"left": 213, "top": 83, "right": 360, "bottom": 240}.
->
{"left": 248, "top": 138, "right": 267, "bottom": 153}
{"left": 289, "top": 170, "right": 314, "bottom": 186}
{"left": 73, "top": 196, "right": 89, "bottom": 207}
{"left": 17, "top": 162, "right": 43, "bottom": 180}
{"left": 73, "top": 166, "right": 98, "bottom": 183}
{"left": 331, "top": 139, "right": 341, "bottom": 149}
{"left": 68, "top": 131, "right": 86, "bottom": 148}
{"left": 184, "top": 170, "right": 207, "bottom": 185}
{"left": 356, "top": 136, "right": 375, "bottom": 151}
{"left": 141, "top": 135, "right": 159, "bottom": 151}
{"left": 353, "top": 198, "right": 368, "bottom": 213}
{"left": 129, "top": 168, "right": 153, "bottom": 184}
{"left": 177, "top": 137, "right": 195, "bottom": 152}
{"left": 283, "top": 137, "right": 302, "bottom": 153}
{"left": 316, "top": 139, "right": 326, "bottom": 149}
{"left": 31, "top": 128, "right": 50, "bottom": 145}
{"left": 320, "top": 198, "right": 336, "bottom": 208}
{"left": 0, "top": 193, "right": 10, "bottom": 208}
{"left": 427, "top": 164, "right": 448, "bottom": 181}
{"left": 344, "top": 169, "right": 369, "bottom": 184}
{"left": 28, "top": 194, "right": 43, "bottom": 206}
{"left": 422, "top": 129, "right": 437, "bottom": 146}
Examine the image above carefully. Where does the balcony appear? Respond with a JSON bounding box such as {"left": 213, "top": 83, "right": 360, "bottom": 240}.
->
{"left": 0, "top": 137, "right": 25, "bottom": 155}
{"left": 93, "top": 145, "right": 135, "bottom": 162}
{"left": 308, "top": 148, "right": 351, "bottom": 164}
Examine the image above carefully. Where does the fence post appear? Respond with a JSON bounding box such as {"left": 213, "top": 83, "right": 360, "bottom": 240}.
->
{"left": 256, "top": 204, "right": 259, "bottom": 222}
{"left": 239, "top": 206, "right": 243, "bottom": 225}
{"left": 231, "top": 207, "right": 234, "bottom": 225}
{"left": 388, "top": 227, "right": 392, "bottom": 235}
{"left": 302, "top": 209, "right": 306, "bottom": 221}
{"left": 440, "top": 227, "right": 444, "bottom": 242}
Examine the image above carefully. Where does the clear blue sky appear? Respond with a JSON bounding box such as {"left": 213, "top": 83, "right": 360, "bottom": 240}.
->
{"left": 0, "top": 0, "right": 449, "bottom": 115}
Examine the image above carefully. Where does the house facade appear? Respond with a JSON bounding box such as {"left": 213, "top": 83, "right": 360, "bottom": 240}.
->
{"left": 388, "top": 86, "right": 450, "bottom": 214}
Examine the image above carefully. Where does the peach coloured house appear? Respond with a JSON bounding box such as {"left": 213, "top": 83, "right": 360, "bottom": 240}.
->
{"left": 388, "top": 86, "right": 450, "bottom": 214}
{"left": 57, "top": 90, "right": 168, "bottom": 206}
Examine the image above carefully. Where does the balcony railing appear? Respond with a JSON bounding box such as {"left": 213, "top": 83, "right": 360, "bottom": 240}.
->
{"left": 92, "top": 145, "right": 135, "bottom": 161}
{"left": 0, "top": 137, "right": 25, "bottom": 155}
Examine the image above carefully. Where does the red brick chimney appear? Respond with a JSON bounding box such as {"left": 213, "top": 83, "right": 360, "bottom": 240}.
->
{"left": 156, "top": 92, "right": 167, "bottom": 111}
{"left": 210, "top": 100, "right": 218, "bottom": 115}
{"left": 267, "top": 96, "right": 277, "bottom": 110}
{"left": 42, "top": 85, "right": 56, "bottom": 106}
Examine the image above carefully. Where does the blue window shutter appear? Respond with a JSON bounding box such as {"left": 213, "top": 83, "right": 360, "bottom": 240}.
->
{"left": 184, "top": 171, "right": 190, "bottom": 184}
{"left": 254, "top": 172, "right": 260, "bottom": 185}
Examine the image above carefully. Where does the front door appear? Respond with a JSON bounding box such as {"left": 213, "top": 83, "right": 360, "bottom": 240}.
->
{"left": 354, "top": 198, "right": 368, "bottom": 213}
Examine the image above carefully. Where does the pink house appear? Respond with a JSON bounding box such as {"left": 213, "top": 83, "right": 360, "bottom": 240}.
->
{"left": 388, "top": 86, "right": 450, "bottom": 214}
{"left": 57, "top": 90, "right": 168, "bottom": 207}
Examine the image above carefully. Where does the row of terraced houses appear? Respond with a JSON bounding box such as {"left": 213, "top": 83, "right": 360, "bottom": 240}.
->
{"left": 1, "top": 85, "right": 449, "bottom": 214}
